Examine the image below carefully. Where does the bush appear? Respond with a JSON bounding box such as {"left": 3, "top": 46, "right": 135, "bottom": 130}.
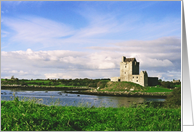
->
{"left": 97, "top": 80, "right": 108, "bottom": 88}
{"left": 164, "top": 87, "right": 181, "bottom": 108}
{"left": 160, "top": 81, "right": 174, "bottom": 88}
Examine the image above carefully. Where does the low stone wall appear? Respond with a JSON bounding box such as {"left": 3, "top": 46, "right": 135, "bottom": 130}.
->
{"left": 110, "top": 77, "right": 120, "bottom": 82}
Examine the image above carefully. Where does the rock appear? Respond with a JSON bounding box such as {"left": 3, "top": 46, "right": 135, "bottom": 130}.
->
{"left": 130, "top": 88, "right": 134, "bottom": 91}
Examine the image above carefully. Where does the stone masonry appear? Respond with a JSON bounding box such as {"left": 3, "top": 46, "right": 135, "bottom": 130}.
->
{"left": 111, "top": 56, "right": 158, "bottom": 87}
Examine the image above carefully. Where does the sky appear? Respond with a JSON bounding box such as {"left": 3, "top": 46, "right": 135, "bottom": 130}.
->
{"left": 1, "top": 1, "right": 181, "bottom": 81}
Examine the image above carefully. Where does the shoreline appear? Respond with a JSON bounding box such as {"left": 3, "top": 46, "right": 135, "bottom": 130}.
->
{"left": 66, "top": 90, "right": 168, "bottom": 98}
{"left": 1, "top": 86, "right": 169, "bottom": 98}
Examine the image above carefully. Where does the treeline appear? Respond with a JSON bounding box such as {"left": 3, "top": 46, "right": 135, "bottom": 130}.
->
{"left": 1, "top": 78, "right": 110, "bottom": 87}
{"left": 48, "top": 78, "right": 110, "bottom": 87}
{"left": 158, "top": 79, "right": 181, "bottom": 89}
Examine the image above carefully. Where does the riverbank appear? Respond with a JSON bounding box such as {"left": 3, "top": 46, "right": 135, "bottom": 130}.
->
{"left": 66, "top": 90, "right": 170, "bottom": 98}
{"left": 1, "top": 86, "right": 170, "bottom": 97}
{"left": 1, "top": 98, "right": 181, "bottom": 131}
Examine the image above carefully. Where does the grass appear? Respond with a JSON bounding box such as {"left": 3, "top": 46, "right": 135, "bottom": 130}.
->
{"left": 98, "top": 82, "right": 172, "bottom": 93}
{"left": 175, "top": 84, "right": 181, "bottom": 87}
{"left": 100, "top": 81, "right": 144, "bottom": 92}
{"left": 1, "top": 95, "right": 181, "bottom": 131}
{"left": 54, "top": 85, "right": 87, "bottom": 87}
{"left": 1, "top": 79, "right": 90, "bottom": 88}
{"left": 144, "top": 86, "right": 173, "bottom": 92}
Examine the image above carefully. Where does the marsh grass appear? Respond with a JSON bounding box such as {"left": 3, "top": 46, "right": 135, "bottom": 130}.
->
{"left": 1, "top": 93, "right": 181, "bottom": 131}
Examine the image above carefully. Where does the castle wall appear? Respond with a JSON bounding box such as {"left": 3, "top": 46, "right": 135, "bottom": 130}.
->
{"left": 148, "top": 77, "right": 158, "bottom": 86}
{"left": 139, "top": 71, "right": 148, "bottom": 87}
{"left": 132, "top": 61, "right": 139, "bottom": 75}
{"left": 120, "top": 61, "right": 133, "bottom": 81}
{"left": 111, "top": 77, "right": 120, "bottom": 82}
{"left": 130, "top": 75, "right": 140, "bottom": 85}
{"left": 173, "top": 80, "right": 180, "bottom": 83}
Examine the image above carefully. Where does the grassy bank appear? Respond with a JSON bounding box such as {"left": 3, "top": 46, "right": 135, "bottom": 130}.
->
{"left": 71, "top": 90, "right": 170, "bottom": 97}
{"left": 98, "top": 81, "right": 173, "bottom": 93}
{"left": 1, "top": 97, "right": 181, "bottom": 131}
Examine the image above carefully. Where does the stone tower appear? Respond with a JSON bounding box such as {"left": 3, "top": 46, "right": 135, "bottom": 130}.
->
{"left": 120, "top": 56, "right": 139, "bottom": 81}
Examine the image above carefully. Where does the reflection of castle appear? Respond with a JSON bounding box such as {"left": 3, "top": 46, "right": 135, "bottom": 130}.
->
{"left": 111, "top": 56, "right": 158, "bottom": 87}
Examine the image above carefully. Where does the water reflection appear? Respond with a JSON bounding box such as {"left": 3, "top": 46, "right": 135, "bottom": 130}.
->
{"left": 1, "top": 89, "right": 165, "bottom": 108}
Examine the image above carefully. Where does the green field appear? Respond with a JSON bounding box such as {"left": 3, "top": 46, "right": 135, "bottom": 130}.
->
{"left": 1, "top": 97, "right": 181, "bottom": 131}
{"left": 144, "top": 86, "right": 173, "bottom": 92}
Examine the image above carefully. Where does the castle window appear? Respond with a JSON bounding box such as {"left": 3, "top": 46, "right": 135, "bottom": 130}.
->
{"left": 125, "top": 66, "right": 127, "bottom": 68}
{"left": 136, "top": 77, "right": 138, "bottom": 78}
{"left": 125, "top": 72, "right": 126, "bottom": 74}
{"left": 136, "top": 80, "right": 138, "bottom": 82}
{"left": 133, "top": 76, "right": 134, "bottom": 78}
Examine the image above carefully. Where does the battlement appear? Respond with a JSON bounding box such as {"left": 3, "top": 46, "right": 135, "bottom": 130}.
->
{"left": 122, "top": 56, "right": 137, "bottom": 62}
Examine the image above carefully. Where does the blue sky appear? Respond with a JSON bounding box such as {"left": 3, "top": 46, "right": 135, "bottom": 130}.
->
{"left": 1, "top": 1, "right": 181, "bottom": 81}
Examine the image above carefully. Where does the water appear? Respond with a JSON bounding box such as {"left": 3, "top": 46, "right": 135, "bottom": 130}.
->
{"left": 1, "top": 89, "right": 165, "bottom": 108}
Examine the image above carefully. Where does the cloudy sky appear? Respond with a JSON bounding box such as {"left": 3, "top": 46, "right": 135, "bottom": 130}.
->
{"left": 1, "top": 1, "right": 181, "bottom": 81}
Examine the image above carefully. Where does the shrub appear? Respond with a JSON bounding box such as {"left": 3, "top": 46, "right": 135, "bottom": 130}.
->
{"left": 160, "top": 81, "right": 174, "bottom": 88}
{"left": 164, "top": 87, "right": 181, "bottom": 108}
{"left": 97, "top": 80, "right": 108, "bottom": 88}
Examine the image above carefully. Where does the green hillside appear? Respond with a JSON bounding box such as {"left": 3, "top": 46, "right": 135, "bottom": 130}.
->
{"left": 98, "top": 81, "right": 173, "bottom": 93}
{"left": 99, "top": 81, "right": 144, "bottom": 92}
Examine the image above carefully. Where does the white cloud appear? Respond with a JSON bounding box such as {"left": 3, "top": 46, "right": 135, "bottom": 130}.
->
{"left": 140, "top": 58, "right": 174, "bottom": 67}
{"left": 1, "top": 36, "right": 181, "bottom": 81}
{"left": 88, "top": 37, "right": 181, "bottom": 63}
{"left": 2, "top": 70, "right": 28, "bottom": 75}
{"left": 44, "top": 73, "right": 72, "bottom": 79}
{"left": 1, "top": 30, "right": 9, "bottom": 37}
{"left": 2, "top": 16, "right": 75, "bottom": 47}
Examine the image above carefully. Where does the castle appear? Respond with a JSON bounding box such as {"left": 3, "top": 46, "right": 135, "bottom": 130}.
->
{"left": 111, "top": 56, "right": 158, "bottom": 87}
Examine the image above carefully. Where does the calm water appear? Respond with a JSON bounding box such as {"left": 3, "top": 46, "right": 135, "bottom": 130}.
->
{"left": 1, "top": 89, "right": 165, "bottom": 108}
